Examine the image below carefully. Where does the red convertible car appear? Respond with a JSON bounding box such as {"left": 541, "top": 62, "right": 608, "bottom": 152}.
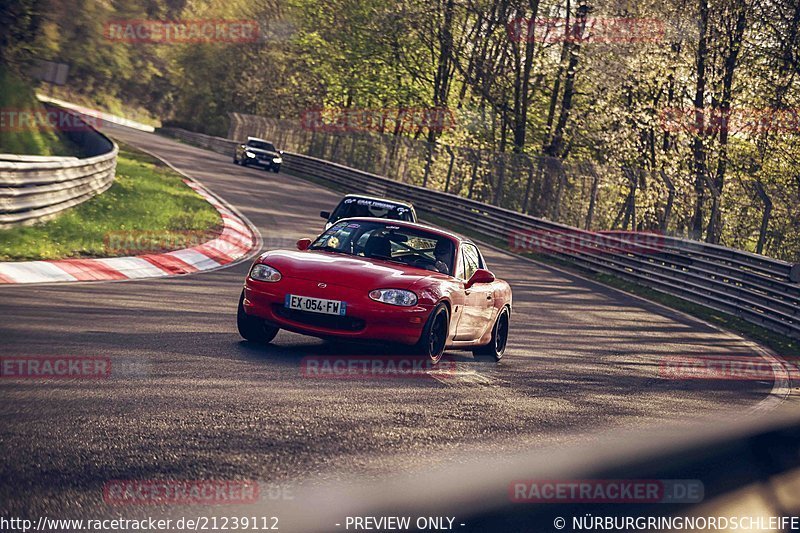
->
{"left": 237, "top": 219, "right": 512, "bottom": 363}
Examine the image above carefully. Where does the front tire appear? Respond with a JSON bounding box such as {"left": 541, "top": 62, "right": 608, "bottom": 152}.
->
{"left": 416, "top": 303, "right": 449, "bottom": 364}
{"left": 237, "top": 291, "right": 279, "bottom": 343}
{"left": 473, "top": 307, "right": 509, "bottom": 362}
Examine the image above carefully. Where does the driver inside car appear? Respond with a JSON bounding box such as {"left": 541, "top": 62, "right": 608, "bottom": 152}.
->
{"left": 433, "top": 239, "right": 454, "bottom": 275}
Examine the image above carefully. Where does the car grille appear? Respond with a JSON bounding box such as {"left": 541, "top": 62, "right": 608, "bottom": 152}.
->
{"left": 274, "top": 306, "right": 365, "bottom": 331}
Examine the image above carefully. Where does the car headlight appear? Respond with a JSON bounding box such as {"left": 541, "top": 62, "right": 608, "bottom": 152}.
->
{"left": 272, "top": 157, "right": 282, "bottom": 164}
{"left": 250, "top": 263, "right": 282, "bottom": 282}
{"left": 369, "top": 288, "right": 417, "bottom": 307}
{"left": 245, "top": 151, "right": 256, "bottom": 158}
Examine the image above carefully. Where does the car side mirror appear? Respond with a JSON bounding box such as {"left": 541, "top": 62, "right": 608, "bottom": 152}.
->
{"left": 466, "top": 268, "right": 495, "bottom": 289}
{"left": 320, "top": 211, "right": 331, "bottom": 220}
{"left": 296, "top": 238, "right": 312, "bottom": 251}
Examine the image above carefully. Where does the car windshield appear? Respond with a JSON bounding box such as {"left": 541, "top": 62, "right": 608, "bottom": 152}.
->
{"left": 310, "top": 221, "right": 455, "bottom": 275}
{"left": 330, "top": 198, "right": 414, "bottom": 223}
{"left": 247, "top": 140, "right": 275, "bottom": 151}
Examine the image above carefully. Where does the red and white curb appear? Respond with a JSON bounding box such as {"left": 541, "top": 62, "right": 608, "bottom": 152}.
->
{"left": 0, "top": 180, "right": 258, "bottom": 284}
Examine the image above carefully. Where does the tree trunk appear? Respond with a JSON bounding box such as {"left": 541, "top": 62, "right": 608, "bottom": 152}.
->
{"left": 690, "top": 0, "right": 710, "bottom": 239}
{"left": 543, "top": 1, "right": 588, "bottom": 159}
{"left": 512, "top": 0, "right": 542, "bottom": 153}
{"left": 708, "top": 0, "right": 748, "bottom": 243}
{"left": 429, "top": 0, "right": 456, "bottom": 144}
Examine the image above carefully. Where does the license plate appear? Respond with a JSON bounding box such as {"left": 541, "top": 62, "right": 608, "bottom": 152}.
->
{"left": 285, "top": 294, "right": 346, "bottom": 316}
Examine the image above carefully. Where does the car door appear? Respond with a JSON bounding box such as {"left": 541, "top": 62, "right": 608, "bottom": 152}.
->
{"left": 446, "top": 250, "right": 467, "bottom": 341}
{"left": 454, "top": 244, "right": 494, "bottom": 341}
{"left": 473, "top": 247, "right": 499, "bottom": 337}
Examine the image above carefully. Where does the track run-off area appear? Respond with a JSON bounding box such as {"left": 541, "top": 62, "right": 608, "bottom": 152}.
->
{"left": 0, "top": 122, "right": 791, "bottom": 521}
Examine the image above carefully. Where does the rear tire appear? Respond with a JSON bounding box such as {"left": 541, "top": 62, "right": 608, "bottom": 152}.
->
{"left": 233, "top": 156, "right": 239, "bottom": 164}
{"left": 473, "top": 307, "right": 509, "bottom": 362}
{"left": 416, "top": 303, "right": 449, "bottom": 364}
{"left": 237, "top": 291, "right": 279, "bottom": 343}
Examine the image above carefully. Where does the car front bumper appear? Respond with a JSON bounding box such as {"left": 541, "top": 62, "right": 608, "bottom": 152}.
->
{"left": 251, "top": 157, "right": 280, "bottom": 167}
{"left": 243, "top": 277, "right": 432, "bottom": 345}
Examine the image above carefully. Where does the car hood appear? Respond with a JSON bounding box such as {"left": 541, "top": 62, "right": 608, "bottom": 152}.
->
{"left": 245, "top": 147, "right": 280, "bottom": 157}
{"left": 258, "top": 250, "right": 436, "bottom": 290}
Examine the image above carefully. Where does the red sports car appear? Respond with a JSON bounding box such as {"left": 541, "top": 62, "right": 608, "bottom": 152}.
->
{"left": 237, "top": 218, "right": 512, "bottom": 363}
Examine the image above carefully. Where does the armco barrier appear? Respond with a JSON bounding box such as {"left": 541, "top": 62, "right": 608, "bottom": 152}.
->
{"left": 159, "top": 127, "right": 239, "bottom": 155}
{"left": 158, "top": 128, "right": 800, "bottom": 340}
{"left": 0, "top": 105, "right": 118, "bottom": 228}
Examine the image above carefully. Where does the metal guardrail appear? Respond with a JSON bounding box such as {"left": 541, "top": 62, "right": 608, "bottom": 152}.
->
{"left": 160, "top": 127, "right": 239, "bottom": 155}
{"left": 0, "top": 154, "right": 79, "bottom": 162}
{"left": 37, "top": 94, "right": 156, "bottom": 133}
{"left": 0, "top": 105, "right": 118, "bottom": 228}
{"left": 158, "top": 127, "right": 800, "bottom": 340}
{"left": 228, "top": 112, "right": 797, "bottom": 262}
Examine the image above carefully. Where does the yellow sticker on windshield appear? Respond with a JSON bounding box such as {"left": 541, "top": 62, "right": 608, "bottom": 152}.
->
{"left": 327, "top": 236, "right": 340, "bottom": 248}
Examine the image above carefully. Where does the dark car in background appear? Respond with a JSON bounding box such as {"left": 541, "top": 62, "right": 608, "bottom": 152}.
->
{"left": 234, "top": 137, "right": 283, "bottom": 172}
{"left": 320, "top": 194, "right": 417, "bottom": 229}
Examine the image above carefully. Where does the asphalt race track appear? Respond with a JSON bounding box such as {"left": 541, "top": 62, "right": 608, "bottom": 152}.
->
{"left": 0, "top": 123, "right": 784, "bottom": 521}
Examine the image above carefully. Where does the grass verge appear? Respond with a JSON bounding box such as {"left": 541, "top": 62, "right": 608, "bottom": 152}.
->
{"left": 0, "top": 143, "right": 221, "bottom": 261}
{"left": 0, "top": 67, "right": 78, "bottom": 156}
